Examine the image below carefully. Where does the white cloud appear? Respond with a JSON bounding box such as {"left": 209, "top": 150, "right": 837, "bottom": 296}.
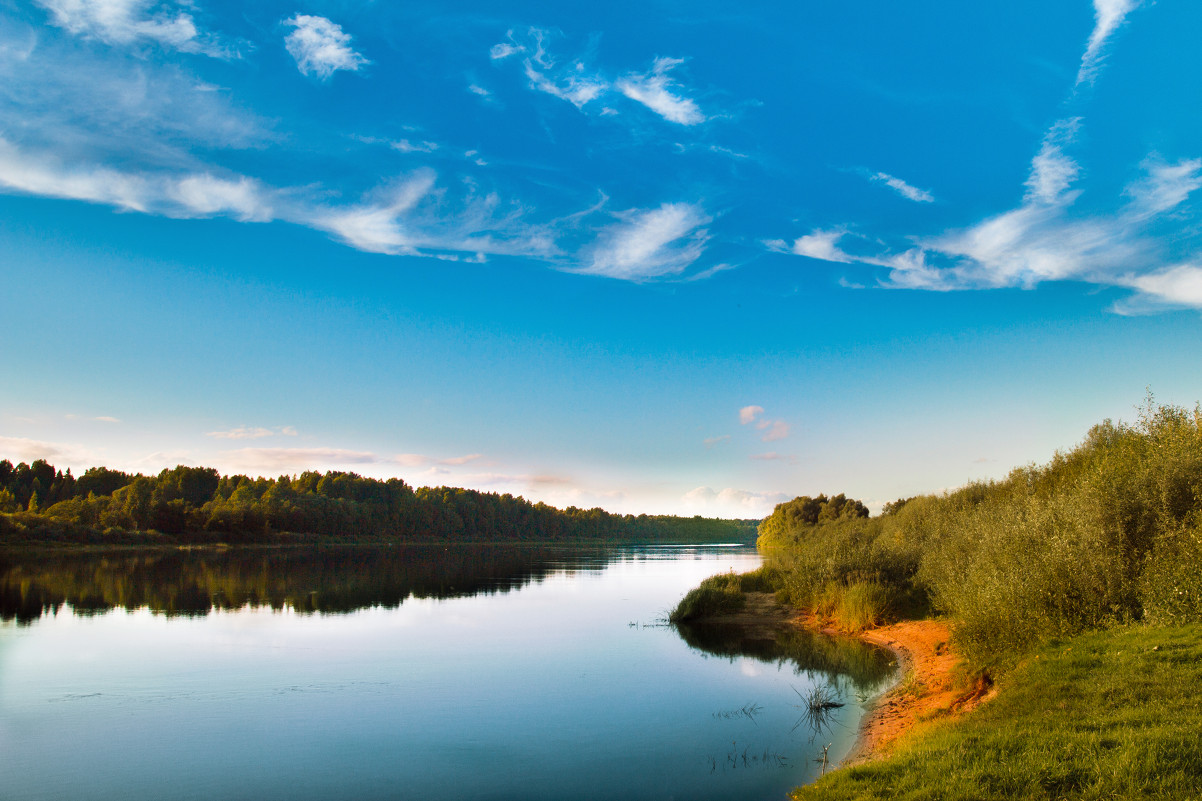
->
{"left": 0, "top": 137, "right": 560, "bottom": 267}
{"left": 0, "top": 435, "right": 97, "bottom": 465}
{"left": 522, "top": 59, "right": 607, "bottom": 109}
{"left": 0, "top": 138, "right": 276, "bottom": 221}
{"left": 1124, "top": 157, "right": 1202, "bottom": 219}
{"left": 738, "top": 405, "right": 790, "bottom": 442}
{"left": 223, "top": 447, "right": 383, "bottom": 473}
{"left": 780, "top": 107, "right": 1202, "bottom": 310}
{"left": 738, "top": 405, "right": 764, "bottom": 425}
{"left": 170, "top": 173, "right": 272, "bottom": 222}
{"left": 681, "top": 486, "right": 789, "bottom": 517}
{"left": 94, "top": 416, "right": 121, "bottom": 423}
{"left": 703, "top": 434, "right": 730, "bottom": 448}
{"left": 493, "top": 32, "right": 712, "bottom": 128}
{"left": 490, "top": 42, "right": 521, "bottom": 60}
{"left": 390, "top": 139, "right": 439, "bottom": 154}
{"left": 616, "top": 57, "right": 704, "bottom": 126}
{"left": 207, "top": 426, "right": 276, "bottom": 440}
{"left": 790, "top": 229, "right": 856, "bottom": 263}
{"left": 870, "top": 172, "right": 934, "bottom": 203}
{"left": 1024, "top": 119, "right": 1081, "bottom": 205}
{"left": 395, "top": 453, "right": 482, "bottom": 467}
{"left": 1119, "top": 264, "right": 1202, "bottom": 312}
{"left": 582, "top": 202, "right": 711, "bottom": 280}
{"left": 36, "top": 0, "right": 232, "bottom": 57}
{"left": 757, "top": 420, "right": 791, "bottom": 442}
{"left": 283, "top": 14, "right": 368, "bottom": 80}
{"left": 750, "top": 452, "right": 784, "bottom": 461}
{"left": 313, "top": 170, "right": 436, "bottom": 255}
{"left": 0, "top": 30, "right": 267, "bottom": 169}
{"left": 441, "top": 453, "right": 483, "bottom": 466}
{"left": 1078, "top": 0, "right": 1140, "bottom": 85}
{"left": 0, "top": 137, "right": 152, "bottom": 210}
{"left": 492, "top": 27, "right": 607, "bottom": 109}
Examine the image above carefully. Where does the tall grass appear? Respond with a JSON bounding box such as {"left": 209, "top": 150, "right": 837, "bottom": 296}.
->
{"left": 668, "top": 573, "right": 747, "bottom": 622}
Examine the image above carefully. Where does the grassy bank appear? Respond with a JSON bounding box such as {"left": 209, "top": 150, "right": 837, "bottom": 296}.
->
{"left": 797, "top": 623, "right": 1202, "bottom": 800}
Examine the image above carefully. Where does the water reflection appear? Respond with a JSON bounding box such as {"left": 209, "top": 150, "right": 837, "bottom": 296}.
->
{"left": 0, "top": 545, "right": 615, "bottom": 622}
{"left": 675, "top": 619, "right": 897, "bottom": 693}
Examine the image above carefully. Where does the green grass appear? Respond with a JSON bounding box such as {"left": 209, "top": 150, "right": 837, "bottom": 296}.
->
{"left": 814, "top": 580, "right": 894, "bottom": 631}
{"left": 668, "top": 573, "right": 747, "bottom": 622}
{"left": 794, "top": 623, "right": 1202, "bottom": 800}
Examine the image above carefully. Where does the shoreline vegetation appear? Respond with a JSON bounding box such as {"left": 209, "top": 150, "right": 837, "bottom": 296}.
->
{"left": 0, "top": 460, "right": 756, "bottom": 547}
{"left": 672, "top": 397, "right": 1202, "bottom": 799}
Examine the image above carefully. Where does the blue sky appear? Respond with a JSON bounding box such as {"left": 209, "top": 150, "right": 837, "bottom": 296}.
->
{"left": 3, "top": 0, "right": 1202, "bottom": 516}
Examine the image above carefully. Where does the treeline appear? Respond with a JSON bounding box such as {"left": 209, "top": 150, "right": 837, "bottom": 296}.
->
{"left": 0, "top": 460, "right": 755, "bottom": 545}
{"left": 755, "top": 398, "right": 1202, "bottom": 667}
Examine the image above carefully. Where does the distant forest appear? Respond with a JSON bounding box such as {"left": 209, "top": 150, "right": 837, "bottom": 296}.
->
{"left": 0, "top": 459, "right": 756, "bottom": 546}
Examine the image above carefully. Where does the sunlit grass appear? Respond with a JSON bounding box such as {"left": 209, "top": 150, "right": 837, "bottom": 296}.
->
{"left": 794, "top": 624, "right": 1202, "bottom": 800}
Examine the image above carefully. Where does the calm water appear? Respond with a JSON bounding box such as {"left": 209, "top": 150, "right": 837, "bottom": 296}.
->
{"left": 0, "top": 545, "right": 895, "bottom": 801}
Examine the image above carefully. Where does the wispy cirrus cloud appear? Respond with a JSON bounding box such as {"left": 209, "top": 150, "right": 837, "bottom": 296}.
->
{"left": 783, "top": 137, "right": 1202, "bottom": 308}
{"left": 0, "top": 138, "right": 277, "bottom": 220}
{"left": 206, "top": 425, "right": 298, "bottom": 440}
{"left": 283, "top": 14, "right": 368, "bottom": 80}
{"left": 221, "top": 447, "right": 484, "bottom": 474}
{"left": 0, "top": 16, "right": 724, "bottom": 284}
{"left": 581, "top": 202, "right": 711, "bottom": 280}
{"left": 36, "top": 0, "right": 235, "bottom": 58}
{"left": 1023, "top": 119, "right": 1081, "bottom": 205}
{"left": 223, "top": 447, "right": 383, "bottom": 473}
{"left": 306, "top": 170, "right": 557, "bottom": 261}
{"left": 1077, "top": 0, "right": 1140, "bottom": 85}
{"left": 0, "top": 134, "right": 713, "bottom": 281}
{"left": 1124, "top": 157, "right": 1202, "bottom": 219}
{"left": 869, "top": 171, "right": 934, "bottom": 203}
{"left": 491, "top": 27, "right": 606, "bottom": 110}
{"left": 774, "top": 5, "right": 1202, "bottom": 312}
{"left": 395, "top": 453, "right": 482, "bottom": 468}
{"left": 490, "top": 29, "right": 706, "bottom": 126}
{"left": 521, "top": 57, "right": 607, "bottom": 109}
{"left": 616, "top": 57, "right": 704, "bottom": 126}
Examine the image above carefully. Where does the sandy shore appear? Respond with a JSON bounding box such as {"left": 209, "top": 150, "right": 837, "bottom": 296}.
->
{"left": 721, "top": 594, "right": 994, "bottom": 766}
{"left": 841, "top": 617, "right": 993, "bottom": 763}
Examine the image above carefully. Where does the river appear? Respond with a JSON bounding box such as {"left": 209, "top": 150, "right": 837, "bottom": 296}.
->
{"left": 0, "top": 544, "right": 894, "bottom": 801}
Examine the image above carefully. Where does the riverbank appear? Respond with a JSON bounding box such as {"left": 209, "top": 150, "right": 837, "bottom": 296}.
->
{"left": 698, "top": 595, "right": 987, "bottom": 766}
{"left": 778, "top": 608, "right": 992, "bottom": 765}
{"left": 795, "top": 622, "right": 1202, "bottom": 800}
{"left": 701, "top": 597, "right": 1202, "bottom": 798}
